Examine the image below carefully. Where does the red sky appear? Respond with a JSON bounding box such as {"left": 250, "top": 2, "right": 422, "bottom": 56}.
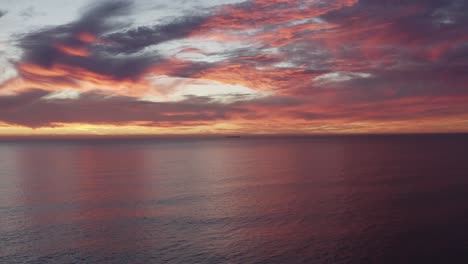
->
{"left": 0, "top": 0, "right": 467, "bottom": 135}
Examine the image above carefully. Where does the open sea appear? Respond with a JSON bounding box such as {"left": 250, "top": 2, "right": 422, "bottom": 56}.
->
{"left": 1, "top": 135, "right": 468, "bottom": 263}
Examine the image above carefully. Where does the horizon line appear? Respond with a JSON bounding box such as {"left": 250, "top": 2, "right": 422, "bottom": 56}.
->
{"left": 0, "top": 132, "right": 467, "bottom": 141}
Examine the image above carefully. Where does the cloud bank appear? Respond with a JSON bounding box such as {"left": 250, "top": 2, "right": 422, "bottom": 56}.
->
{"left": 0, "top": 0, "right": 467, "bottom": 133}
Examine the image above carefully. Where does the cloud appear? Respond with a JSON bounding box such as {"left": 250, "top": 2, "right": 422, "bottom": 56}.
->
{"left": 198, "top": 0, "right": 358, "bottom": 31}
{"left": 1, "top": 88, "right": 467, "bottom": 131}
{"left": 0, "top": 89, "right": 48, "bottom": 111}
{"left": 0, "top": 89, "right": 299, "bottom": 128}
{"left": 314, "top": 72, "right": 372, "bottom": 84}
{"left": 9, "top": 1, "right": 220, "bottom": 98}
{"left": 0, "top": 89, "right": 240, "bottom": 127}
{"left": 16, "top": 1, "right": 155, "bottom": 81}
{"left": 106, "top": 16, "right": 207, "bottom": 54}
{"left": 2, "top": 0, "right": 468, "bottom": 133}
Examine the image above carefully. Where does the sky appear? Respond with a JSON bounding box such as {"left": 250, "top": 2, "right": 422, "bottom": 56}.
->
{"left": 0, "top": 0, "right": 467, "bottom": 135}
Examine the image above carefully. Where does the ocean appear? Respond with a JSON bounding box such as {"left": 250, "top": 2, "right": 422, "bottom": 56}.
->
{"left": 1, "top": 135, "right": 468, "bottom": 263}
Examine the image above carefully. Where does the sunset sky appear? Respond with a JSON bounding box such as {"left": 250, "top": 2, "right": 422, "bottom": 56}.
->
{"left": 0, "top": 0, "right": 467, "bottom": 135}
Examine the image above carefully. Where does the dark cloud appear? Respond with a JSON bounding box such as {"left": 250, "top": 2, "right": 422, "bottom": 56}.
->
{"left": 75, "top": 0, "right": 132, "bottom": 35}
{"left": 14, "top": 1, "right": 215, "bottom": 84}
{"left": 0, "top": 89, "right": 247, "bottom": 127}
{"left": 0, "top": 10, "right": 6, "bottom": 18}
{"left": 16, "top": 1, "right": 156, "bottom": 81}
{"left": 106, "top": 16, "right": 207, "bottom": 54}
{"left": 2, "top": 88, "right": 463, "bottom": 128}
{"left": 0, "top": 88, "right": 310, "bottom": 128}
{"left": 0, "top": 89, "right": 48, "bottom": 110}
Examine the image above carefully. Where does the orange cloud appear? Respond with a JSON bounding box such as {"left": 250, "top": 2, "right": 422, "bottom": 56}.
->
{"left": 7, "top": 63, "right": 158, "bottom": 98}
{"left": 199, "top": 0, "right": 359, "bottom": 31}
{"left": 77, "top": 32, "right": 97, "bottom": 43}
{"left": 55, "top": 44, "right": 90, "bottom": 57}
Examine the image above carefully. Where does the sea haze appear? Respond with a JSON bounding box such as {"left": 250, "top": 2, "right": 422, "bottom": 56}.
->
{"left": 1, "top": 135, "right": 468, "bottom": 263}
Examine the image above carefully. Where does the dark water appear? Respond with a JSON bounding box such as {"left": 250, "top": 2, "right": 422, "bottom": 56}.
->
{"left": 1, "top": 135, "right": 468, "bottom": 264}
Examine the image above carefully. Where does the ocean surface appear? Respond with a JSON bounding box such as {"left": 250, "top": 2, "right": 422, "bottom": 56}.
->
{"left": 1, "top": 135, "right": 468, "bottom": 264}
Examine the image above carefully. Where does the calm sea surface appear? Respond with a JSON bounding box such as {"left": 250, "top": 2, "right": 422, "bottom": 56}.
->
{"left": 1, "top": 135, "right": 468, "bottom": 263}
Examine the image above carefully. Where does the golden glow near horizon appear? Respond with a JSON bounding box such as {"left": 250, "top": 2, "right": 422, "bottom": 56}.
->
{"left": 1, "top": 117, "right": 467, "bottom": 136}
